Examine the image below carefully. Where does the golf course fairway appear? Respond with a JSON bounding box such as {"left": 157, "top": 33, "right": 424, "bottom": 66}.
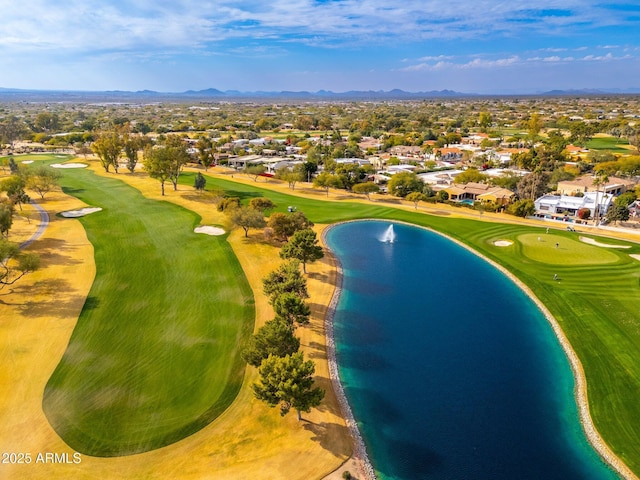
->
{"left": 43, "top": 168, "right": 254, "bottom": 456}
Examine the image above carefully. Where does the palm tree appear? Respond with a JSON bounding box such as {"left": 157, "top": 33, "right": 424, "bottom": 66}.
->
{"left": 592, "top": 171, "right": 609, "bottom": 225}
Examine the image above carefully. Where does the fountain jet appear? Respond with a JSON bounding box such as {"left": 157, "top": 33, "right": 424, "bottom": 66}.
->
{"left": 380, "top": 224, "right": 396, "bottom": 243}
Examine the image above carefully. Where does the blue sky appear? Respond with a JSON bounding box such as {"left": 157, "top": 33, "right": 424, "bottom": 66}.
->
{"left": 1, "top": 0, "right": 639, "bottom": 94}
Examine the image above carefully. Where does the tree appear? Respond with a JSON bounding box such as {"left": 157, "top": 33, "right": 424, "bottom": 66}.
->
{"left": 196, "top": 136, "right": 214, "bottom": 171}
{"left": 507, "top": 199, "right": 535, "bottom": 218}
{"left": 479, "top": 111, "right": 492, "bottom": 132}
{"left": 406, "top": 191, "right": 428, "bottom": 209}
{"left": 217, "top": 197, "right": 241, "bottom": 212}
{"left": 194, "top": 172, "right": 207, "bottom": 191}
{"left": 143, "top": 137, "right": 190, "bottom": 195}
{"left": 491, "top": 171, "right": 520, "bottom": 191}
{"left": 388, "top": 171, "right": 424, "bottom": 197}
{"left": 313, "top": 171, "right": 341, "bottom": 196}
{"left": 245, "top": 164, "right": 267, "bottom": 181}
{"left": 275, "top": 167, "right": 304, "bottom": 190}
{"left": 92, "top": 132, "right": 124, "bottom": 173}
{"left": 262, "top": 260, "right": 309, "bottom": 302}
{"left": 1, "top": 174, "right": 29, "bottom": 210}
{"left": 8, "top": 158, "right": 18, "bottom": 174}
{"left": 267, "top": 211, "right": 313, "bottom": 241}
{"left": 299, "top": 161, "right": 318, "bottom": 183}
{"left": 592, "top": 171, "right": 609, "bottom": 225}
{"left": 619, "top": 156, "right": 640, "bottom": 177}
{"left": 241, "top": 318, "right": 300, "bottom": 367}
{"left": 26, "top": 166, "right": 62, "bottom": 199}
{"left": 143, "top": 145, "right": 172, "bottom": 196}
{"left": 229, "top": 206, "right": 266, "bottom": 237}
{"left": 123, "top": 135, "right": 142, "bottom": 173}
{"left": 625, "top": 126, "right": 639, "bottom": 152}
{"left": 605, "top": 203, "right": 630, "bottom": 225}
{"left": 252, "top": 352, "right": 325, "bottom": 420}
{"left": 334, "top": 163, "right": 369, "bottom": 190}
{"left": 75, "top": 144, "right": 93, "bottom": 159}
{"left": 615, "top": 191, "right": 637, "bottom": 208}
{"left": 249, "top": 197, "right": 276, "bottom": 212}
{"left": 34, "top": 112, "right": 60, "bottom": 132}
{"left": 0, "top": 202, "right": 13, "bottom": 238}
{"left": 516, "top": 172, "right": 550, "bottom": 200}
{"left": 163, "top": 135, "right": 191, "bottom": 191}
{"left": 0, "top": 238, "right": 40, "bottom": 288}
{"left": 453, "top": 168, "right": 489, "bottom": 185}
{"left": 279, "top": 228, "right": 324, "bottom": 273}
{"left": 527, "top": 113, "right": 545, "bottom": 141}
{"left": 352, "top": 181, "right": 380, "bottom": 200}
{"left": 568, "top": 121, "right": 596, "bottom": 147}
{"left": 272, "top": 292, "right": 311, "bottom": 327}
{"left": 437, "top": 190, "right": 449, "bottom": 202}
{"left": 0, "top": 116, "right": 26, "bottom": 149}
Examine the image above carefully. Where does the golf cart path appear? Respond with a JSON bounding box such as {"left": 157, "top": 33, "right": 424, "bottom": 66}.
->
{"left": 19, "top": 200, "right": 49, "bottom": 249}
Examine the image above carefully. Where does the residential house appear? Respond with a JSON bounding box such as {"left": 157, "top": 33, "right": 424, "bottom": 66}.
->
{"left": 417, "top": 170, "right": 463, "bottom": 187}
{"left": 389, "top": 145, "right": 423, "bottom": 158}
{"left": 443, "top": 182, "right": 515, "bottom": 206}
{"left": 534, "top": 191, "right": 613, "bottom": 219}
{"left": 435, "top": 147, "right": 464, "bottom": 163}
{"left": 557, "top": 175, "right": 635, "bottom": 196}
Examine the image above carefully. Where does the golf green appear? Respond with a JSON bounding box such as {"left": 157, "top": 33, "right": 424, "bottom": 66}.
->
{"left": 43, "top": 168, "right": 254, "bottom": 456}
{"left": 519, "top": 233, "right": 620, "bottom": 265}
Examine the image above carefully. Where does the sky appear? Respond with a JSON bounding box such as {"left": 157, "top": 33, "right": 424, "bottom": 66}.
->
{"left": 1, "top": 0, "right": 640, "bottom": 94}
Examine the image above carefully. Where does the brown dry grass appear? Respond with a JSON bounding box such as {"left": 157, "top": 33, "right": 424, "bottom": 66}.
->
{"left": 0, "top": 160, "right": 352, "bottom": 480}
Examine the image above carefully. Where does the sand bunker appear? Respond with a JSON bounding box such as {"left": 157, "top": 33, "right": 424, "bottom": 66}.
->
{"left": 21, "top": 160, "right": 34, "bottom": 164}
{"left": 61, "top": 207, "right": 102, "bottom": 218}
{"left": 631, "top": 254, "right": 640, "bottom": 262}
{"left": 579, "top": 236, "right": 631, "bottom": 249}
{"left": 194, "top": 226, "right": 225, "bottom": 236}
{"left": 494, "top": 240, "right": 513, "bottom": 247}
{"left": 51, "top": 163, "right": 88, "bottom": 169}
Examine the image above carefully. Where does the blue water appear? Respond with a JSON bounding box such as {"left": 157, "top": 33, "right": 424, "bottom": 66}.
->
{"left": 326, "top": 221, "right": 619, "bottom": 480}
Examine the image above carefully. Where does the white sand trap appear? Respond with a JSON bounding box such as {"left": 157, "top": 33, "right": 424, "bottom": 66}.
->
{"left": 579, "top": 236, "right": 631, "bottom": 249}
{"left": 494, "top": 240, "right": 513, "bottom": 247}
{"left": 194, "top": 226, "right": 225, "bottom": 236}
{"left": 21, "top": 160, "right": 34, "bottom": 164}
{"left": 51, "top": 163, "right": 88, "bottom": 169}
{"left": 61, "top": 207, "right": 102, "bottom": 218}
{"left": 631, "top": 254, "right": 640, "bottom": 262}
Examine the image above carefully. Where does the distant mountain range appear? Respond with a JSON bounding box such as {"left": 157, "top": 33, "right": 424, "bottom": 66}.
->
{"left": 1, "top": 86, "right": 639, "bottom": 102}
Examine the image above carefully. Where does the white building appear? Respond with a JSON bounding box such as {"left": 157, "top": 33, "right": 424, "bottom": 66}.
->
{"left": 534, "top": 191, "right": 613, "bottom": 219}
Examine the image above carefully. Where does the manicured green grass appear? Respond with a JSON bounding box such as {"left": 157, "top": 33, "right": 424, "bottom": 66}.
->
{"left": 519, "top": 233, "right": 620, "bottom": 265}
{"left": 43, "top": 168, "right": 254, "bottom": 456}
{"left": 189, "top": 172, "right": 640, "bottom": 474}
{"left": 587, "top": 136, "right": 633, "bottom": 153}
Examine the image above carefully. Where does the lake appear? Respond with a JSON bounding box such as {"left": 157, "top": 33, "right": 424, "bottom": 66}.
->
{"left": 326, "top": 220, "right": 618, "bottom": 480}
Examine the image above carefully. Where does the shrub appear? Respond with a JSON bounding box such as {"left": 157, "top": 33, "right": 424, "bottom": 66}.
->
{"left": 577, "top": 208, "right": 590, "bottom": 220}
{"left": 217, "top": 196, "right": 241, "bottom": 212}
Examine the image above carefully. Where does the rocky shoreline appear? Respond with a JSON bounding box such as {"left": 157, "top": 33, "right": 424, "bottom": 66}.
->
{"left": 322, "top": 226, "right": 378, "bottom": 480}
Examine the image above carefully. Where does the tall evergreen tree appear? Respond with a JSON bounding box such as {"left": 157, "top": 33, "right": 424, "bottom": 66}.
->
{"left": 252, "top": 352, "right": 324, "bottom": 421}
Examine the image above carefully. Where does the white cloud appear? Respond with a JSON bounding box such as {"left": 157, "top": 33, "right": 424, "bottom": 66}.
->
{"left": 0, "top": 0, "right": 638, "bottom": 55}
{"left": 399, "top": 50, "right": 635, "bottom": 73}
